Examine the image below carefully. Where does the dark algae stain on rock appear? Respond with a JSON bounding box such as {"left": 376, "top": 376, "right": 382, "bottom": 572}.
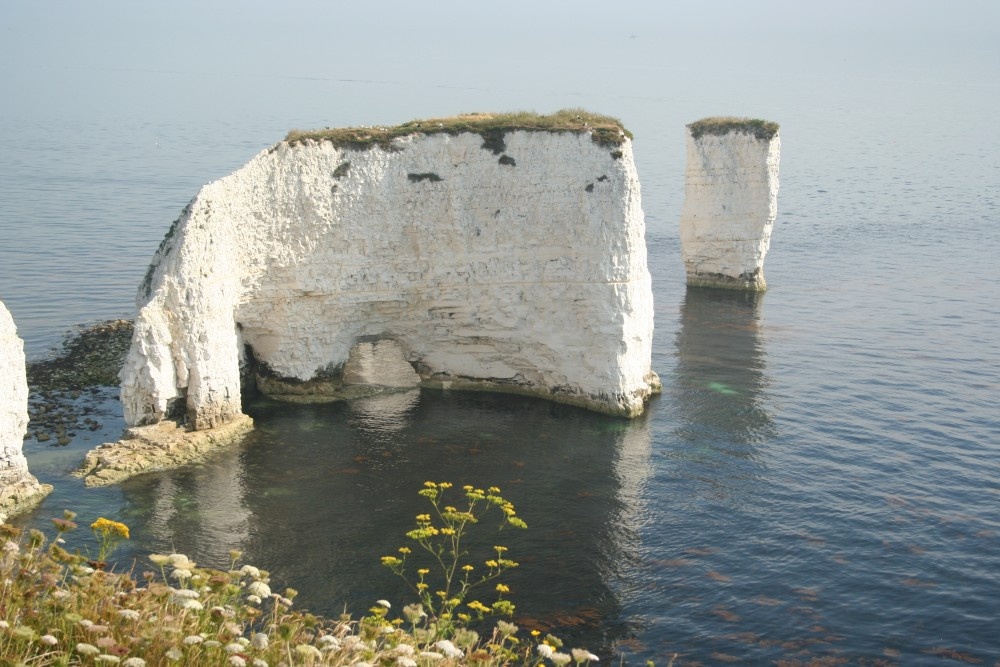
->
{"left": 498, "top": 154, "right": 516, "bottom": 167}
{"left": 332, "top": 161, "right": 351, "bottom": 178}
{"left": 407, "top": 172, "right": 443, "bottom": 183}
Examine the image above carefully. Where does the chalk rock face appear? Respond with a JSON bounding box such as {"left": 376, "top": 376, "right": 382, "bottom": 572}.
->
{"left": 679, "top": 122, "right": 780, "bottom": 290}
{"left": 122, "top": 128, "right": 659, "bottom": 429}
{"left": 0, "top": 299, "right": 52, "bottom": 516}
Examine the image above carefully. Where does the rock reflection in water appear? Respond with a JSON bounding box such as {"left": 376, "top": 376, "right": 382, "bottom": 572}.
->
{"left": 672, "top": 287, "right": 774, "bottom": 455}
{"left": 121, "top": 452, "right": 251, "bottom": 567}
{"left": 116, "top": 389, "right": 653, "bottom": 654}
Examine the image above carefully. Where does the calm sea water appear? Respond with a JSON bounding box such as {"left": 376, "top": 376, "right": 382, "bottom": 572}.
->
{"left": 2, "top": 15, "right": 999, "bottom": 665}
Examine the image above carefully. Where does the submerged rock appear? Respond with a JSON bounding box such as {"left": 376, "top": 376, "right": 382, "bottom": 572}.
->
{"left": 122, "top": 111, "right": 660, "bottom": 431}
{"left": 679, "top": 117, "right": 780, "bottom": 291}
{"left": 0, "top": 300, "right": 52, "bottom": 516}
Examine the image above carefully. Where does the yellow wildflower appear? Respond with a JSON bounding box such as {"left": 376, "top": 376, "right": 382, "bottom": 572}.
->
{"left": 90, "top": 518, "right": 129, "bottom": 540}
{"left": 495, "top": 584, "right": 510, "bottom": 594}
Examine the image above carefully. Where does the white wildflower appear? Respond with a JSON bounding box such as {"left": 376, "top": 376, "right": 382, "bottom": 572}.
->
{"left": 295, "top": 644, "right": 322, "bottom": 660}
{"left": 537, "top": 644, "right": 555, "bottom": 659}
{"left": 172, "top": 596, "right": 203, "bottom": 610}
{"left": 229, "top": 657, "right": 246, "bottom": 667}
{"left": 394, "top": 644, "right": 415, "bottom": 657}
{"left": 376, "top": 599, "right": 391, "bottom": 608}
{"left": 550, "top": 652, "right": 572, "bottom": 666}
{"left": 0, "top": 620, "right": 8, "bottom": 629}
{"left": 419, "top": 652, "right": 444, "bottom": 661}
{"left": 171, "top": 568, "right": 193, "bottom": 581}
{"left": 123, "top": 659, "right": 147, "bottom": 667}
{"left": 173, "top": 588, "right": 200, "bottom": 599}
{"left": 148, "top": 554, "right": 170, "bottom": 566}
{"left": 76, "top": 643, "right": 101, "bottom": 656}
{"left": 434, "top": 640, "right": 463, "bottom": 659}
{"left": 246, "top": 595, "right": 262, "bottom": 605}
{"left": 352, "top": 662, "right": 372, "bottom": 667}
{"left": 118, "top": 609, "right": 141, "bottom": 621}
{"left": 204, "top": 640, "right": 222, "bottom": 649}
{"left": 240, "top": 564, "right": 261, "bottom": 579}
{"left": 52, "top": 590, "right": 71, "bottom": 600}
{"left": 278, "top": 596, "right": 293, "bottom": 607}
{"left": 40, "top": 634, "right": 59, "bottom": 645}
{"left": 238, "top": 637, "right": 250, "bottom": 647}
{"left": 183, "top": 635, "right": 204, "bottom": 645}
{"left": 253, "top": 660, "right": 269, "bottom": 667}
{"left": 396, "top": 658, "right": 417, "bottom": 667}
{"left": 78, "top": 619, "right": 94, "bottom": 628}
{"left": 225, "top": 642, "right": 245, "bottom": 654}
{"left": 96, "top": 656, "right": 121, "bottom": 664}
{"left": 3, "top": 540, "right": 19, "bottom": 553}
{"left": 168, "top": 554, "right": 195, "bottom": 568}
{"left": 250, "top": 633, "right": 269, "bottom": 650}
{"left": 246, "top": 580, "right": 270, "bottom": 598}
{"left": 165, "top": 648, "right": 183, "bottom": 661}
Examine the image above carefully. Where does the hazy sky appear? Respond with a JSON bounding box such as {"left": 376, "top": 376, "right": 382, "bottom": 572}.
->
{"left": 3, "top": 0, "right": 998, "bottom": 78}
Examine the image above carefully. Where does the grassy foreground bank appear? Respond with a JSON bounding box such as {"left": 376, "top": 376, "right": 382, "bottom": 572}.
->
{"left": 0, "top": 485, "right": 609, "bottom": 666}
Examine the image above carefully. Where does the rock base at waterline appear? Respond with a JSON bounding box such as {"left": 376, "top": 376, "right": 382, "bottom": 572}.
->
{"left": 0, "top": 476, "right": 53, "bottom": 517}
{"left": 74, "top": 414, "right": 254, "bottom": 487}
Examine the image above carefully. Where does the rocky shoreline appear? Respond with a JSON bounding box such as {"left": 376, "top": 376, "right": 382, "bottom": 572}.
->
{"left": 24, "top": 319, "right": 254, "bottom": 487}
{"left": 26, "top": 319, "right": 133, "bottom": 448}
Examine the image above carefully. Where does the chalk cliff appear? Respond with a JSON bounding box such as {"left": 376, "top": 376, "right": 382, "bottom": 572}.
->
{"left": 679, "top": 118, "right": 780, "bottom": 291}
{"left": 121, "top": 112, "right": 659, "bottom": 430}
{"left": 0, "top": 299, "right": 52, "bottom": 516}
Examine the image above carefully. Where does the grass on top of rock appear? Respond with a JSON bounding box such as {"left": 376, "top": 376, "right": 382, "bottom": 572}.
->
{"left": 285, "top": 109, "right": 632, "bottom": 151}
{"left": 687, "top": 116, "right": 779, "bottom": 141}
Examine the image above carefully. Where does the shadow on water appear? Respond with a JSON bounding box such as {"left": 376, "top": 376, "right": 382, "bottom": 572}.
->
{"left": 114, "top": 388, "right": 655, "bottom": 655}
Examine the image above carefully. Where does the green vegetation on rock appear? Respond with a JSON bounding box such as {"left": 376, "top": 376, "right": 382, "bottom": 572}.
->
{"left": 285, "top": 109, "right": 632, "bottom": 151}
{"left": 687, "top": 116, "right": 779, "bottom": 141}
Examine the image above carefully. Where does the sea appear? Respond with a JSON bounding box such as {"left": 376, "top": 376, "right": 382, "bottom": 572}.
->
{"left": 1, "top": 4, "right": 998, "bottom": 664}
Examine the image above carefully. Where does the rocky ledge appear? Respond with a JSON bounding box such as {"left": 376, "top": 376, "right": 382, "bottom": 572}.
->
{"left": 73, "top": 414, "right": 254, "bottom": 487}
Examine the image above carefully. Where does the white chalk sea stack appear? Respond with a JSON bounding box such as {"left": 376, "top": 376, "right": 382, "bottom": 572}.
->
{"left": 679, "top": 117, "right": 780, "bottom": 291}
{"left": 0, "top": 299, "right": 52, "bottom": 516}
{"left": 121, "top": 111, "right": 660, "bottom": 432}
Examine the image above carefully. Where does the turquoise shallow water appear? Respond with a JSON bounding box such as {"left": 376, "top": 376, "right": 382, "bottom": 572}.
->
{"left": 2, "top": 10, "right": 999, "bottom": 664}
